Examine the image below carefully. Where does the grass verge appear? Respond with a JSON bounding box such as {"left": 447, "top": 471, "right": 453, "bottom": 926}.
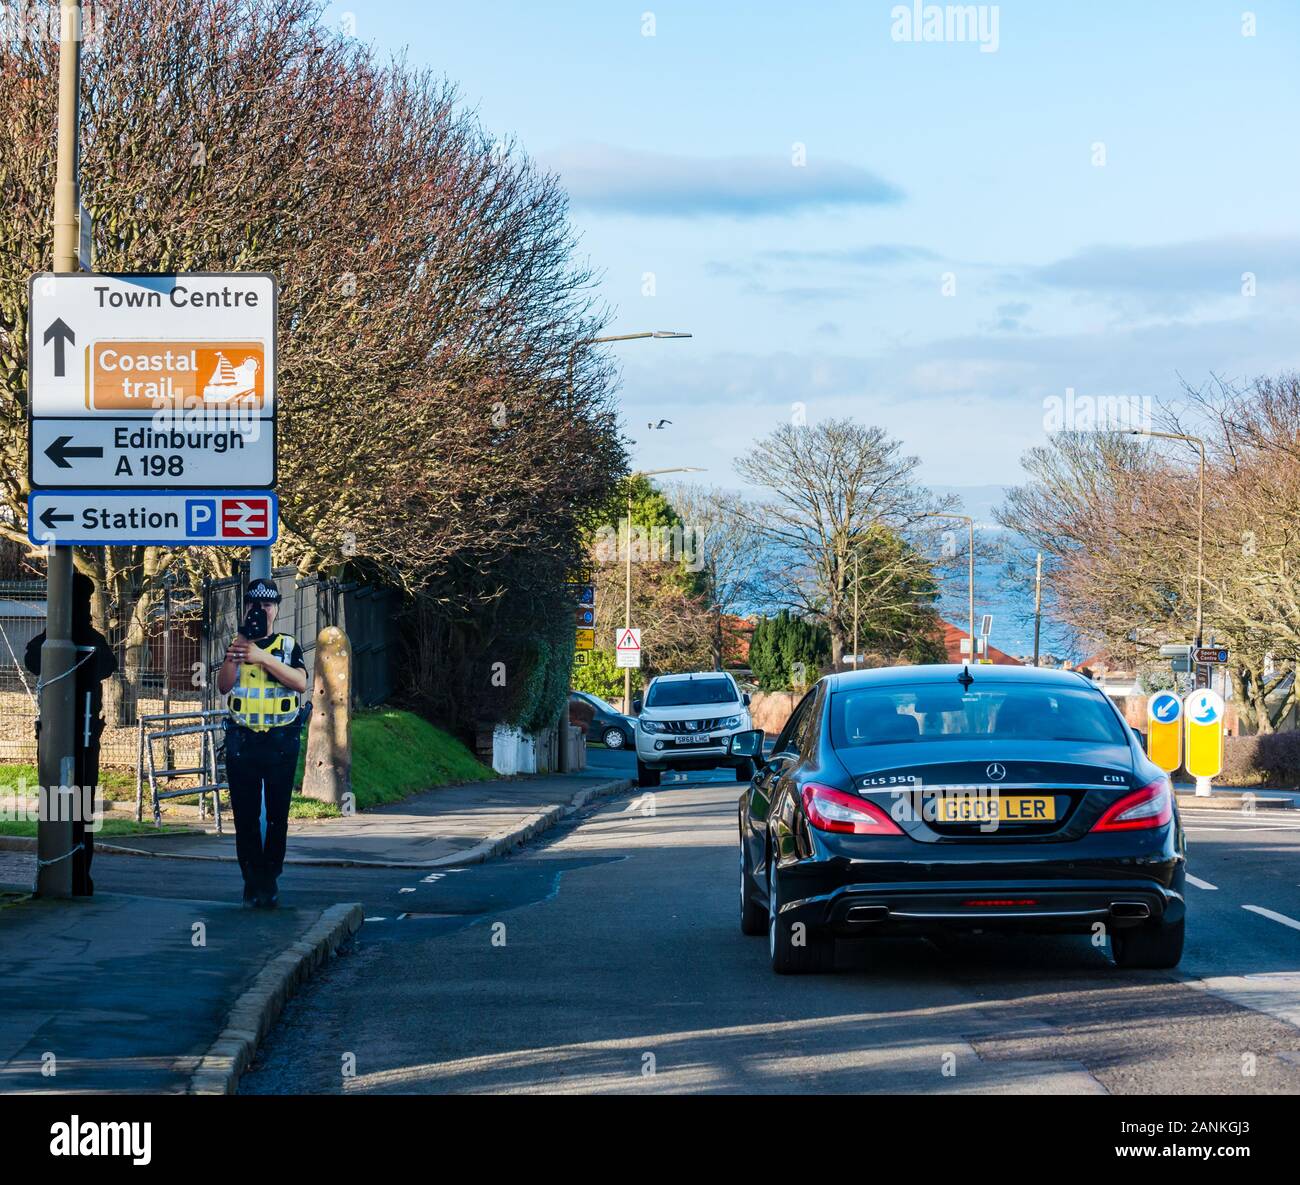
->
{"left": 289, "top": 707, "right": 495, "bottom": 817}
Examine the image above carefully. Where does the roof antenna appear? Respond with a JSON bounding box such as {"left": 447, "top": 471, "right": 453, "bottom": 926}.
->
{"left": 957, "top": 664, "right": 974, "bottom": 688}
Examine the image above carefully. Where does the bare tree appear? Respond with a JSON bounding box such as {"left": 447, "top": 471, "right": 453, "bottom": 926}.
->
{"left": 735, "top": 419, "right": 951, "bottom": 665}
{"left": 663, "top": 483, "right": 766, "bottom": 668}
{"left": 0, "top": 0, "right": 627, "bottom": 727}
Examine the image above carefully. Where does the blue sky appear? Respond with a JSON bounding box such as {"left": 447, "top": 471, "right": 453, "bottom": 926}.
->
{"left": 334, "top": 1, "right": 1300, "bottom": 502}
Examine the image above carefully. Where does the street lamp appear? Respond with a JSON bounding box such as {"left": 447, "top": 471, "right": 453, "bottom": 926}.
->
{"left": 1124, "top": 428, "right": 1206, "bottom": 657}
{"left": 918, "top": 512, "right": 976, "bottom": 663}
{"left": 623, "top": 466, "right": 705, "bottom": 712}
{"left": 566, "top": 331, "right": 693, "bottom": 408}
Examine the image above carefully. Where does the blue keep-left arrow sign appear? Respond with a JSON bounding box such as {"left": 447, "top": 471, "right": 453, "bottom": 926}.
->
{"left": 1152, "top": 692, "right": 1180, "bottom": 722}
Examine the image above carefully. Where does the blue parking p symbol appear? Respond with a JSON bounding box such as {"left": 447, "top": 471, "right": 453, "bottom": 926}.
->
{"left": 187, "top": 499, "right": 217, "bottom": 538}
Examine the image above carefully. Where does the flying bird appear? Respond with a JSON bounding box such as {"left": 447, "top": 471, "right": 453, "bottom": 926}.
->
{"left": 648, "top": 419, "right": 673, "bottom": 429}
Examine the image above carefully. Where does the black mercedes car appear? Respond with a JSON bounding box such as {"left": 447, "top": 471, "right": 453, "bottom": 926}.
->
{"left": 738, "top": 664, "right": 1186, "bottom": 974}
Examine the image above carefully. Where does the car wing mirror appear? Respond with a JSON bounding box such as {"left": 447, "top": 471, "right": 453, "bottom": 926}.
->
{"left": 631, "top": 698, "right": 643, "bottom": 714}
{"left": 742, "top": 692, "right": 751, "bottom": 706}
{"left": 729, "top": 729, "right": 764, "bottom": 759}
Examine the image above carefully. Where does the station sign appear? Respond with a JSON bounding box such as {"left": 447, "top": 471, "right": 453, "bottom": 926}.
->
{"left": 1183, "top": 688, "right": 1225, "bottom": 780}
{"left": 1145, "top": 691, "right": 1182, "bottom": 773}
{"left": 28, "top": 272, "right": 276, "bottom": 490}
{"left": 27, "top": 490, "right": 277, "bottom": 547}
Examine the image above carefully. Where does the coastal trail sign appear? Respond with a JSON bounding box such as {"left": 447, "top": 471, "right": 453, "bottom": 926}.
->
{"left": 28, "top": 273, "right": 276, "bottom": 490}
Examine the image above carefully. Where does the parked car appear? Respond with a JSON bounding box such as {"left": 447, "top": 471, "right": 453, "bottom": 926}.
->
{"left": 568, "top": 690, "right": 635, "bottom": 750}
{"left": 633, "top": 671, "right": 754, "bottom": 787}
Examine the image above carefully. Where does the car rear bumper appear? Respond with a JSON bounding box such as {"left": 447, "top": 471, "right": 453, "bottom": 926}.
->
{"left": 785, "top": 878, "right": 1185, "bottom": 936}
{"left": 774, "top": 838, "right": 1185, "bottom": 936}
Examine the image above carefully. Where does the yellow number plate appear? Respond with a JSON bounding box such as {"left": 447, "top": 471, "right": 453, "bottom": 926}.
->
{"left": 937, "top": 795, "right": 1056, "bottom": 823}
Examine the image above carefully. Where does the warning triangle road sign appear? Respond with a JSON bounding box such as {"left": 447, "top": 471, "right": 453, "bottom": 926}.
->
{"left": 615, "top": 627, "right": 641, "bottom": 651}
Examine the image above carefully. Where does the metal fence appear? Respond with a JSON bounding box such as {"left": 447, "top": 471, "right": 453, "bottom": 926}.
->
{"left": 0, "top": 568, "right": 395, "bottom": 767}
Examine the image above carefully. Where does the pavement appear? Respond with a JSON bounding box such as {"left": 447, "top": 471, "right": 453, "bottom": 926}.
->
{"left": 0, "top": 890, "right": 360, "bottom": 1094}
{"left": 0, "top": 752, "right": 632, "bottom": 1095}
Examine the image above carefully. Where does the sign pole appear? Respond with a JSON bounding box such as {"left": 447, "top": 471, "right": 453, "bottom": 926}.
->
{"left": 37, "top": 0, "right": 83, "bottom": 898}
{"left": 623, "top": 485, "right": 633, "bottom": 712}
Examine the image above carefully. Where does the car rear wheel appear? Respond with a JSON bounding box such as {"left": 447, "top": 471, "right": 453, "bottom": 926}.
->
{"left": 636, "top": 760, "right": 661, "bottom": 788}
{"left": 768, "top": 855, "right": 834, "bottom": 974}
{"left": 602, "top": 727, "right": 627, "bottom": 750}
{"left": 734, "top": 758, "right": 756, "bottom": 782}
{"left": 1111, "top": 916, "right": 1184, "bottom": 969}
{"left": 739, "top": 838, "right": 765, "bottom": 936}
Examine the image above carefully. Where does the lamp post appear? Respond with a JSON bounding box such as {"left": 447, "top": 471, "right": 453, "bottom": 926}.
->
{"left": 559, "top": 330, "right": 691, "bottom": 761}
{"left": 623, "top": 467, "right": 704, "bottom": 712}
{"left": 37, "top": 0, "right": 84, "bottom": 898}
{"left": 566, "top": 331, "right": 692, "bottom": 409}
{"left": 1125, "top": 428, "right": 1206, "bottom": 661}
{"left": 919, "top": 513, "right": 976, "bottom": 663}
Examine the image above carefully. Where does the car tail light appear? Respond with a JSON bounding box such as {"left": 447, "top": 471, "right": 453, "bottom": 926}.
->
{"left": 801, "top": 782, "right": 903, "bottom": 835}
{"left": 1091, "top": 777, "right": 1173, "bottom": 832}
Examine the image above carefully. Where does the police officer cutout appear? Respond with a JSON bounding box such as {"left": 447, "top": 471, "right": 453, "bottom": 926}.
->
{"left": 217, "top": 580, "right": 308, "bottom": 907}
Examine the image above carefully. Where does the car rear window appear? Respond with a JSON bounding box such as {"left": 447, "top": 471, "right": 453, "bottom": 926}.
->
{"left": 829, "top": 684, "right": 1127, "bottom": 748}
{"left": 646, "top": 678, "right": 737, "bottom": 707}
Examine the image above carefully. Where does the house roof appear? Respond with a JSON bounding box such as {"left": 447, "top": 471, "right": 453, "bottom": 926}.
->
{"left": 939, "top": 621, "right": 1024, "bottom": 666}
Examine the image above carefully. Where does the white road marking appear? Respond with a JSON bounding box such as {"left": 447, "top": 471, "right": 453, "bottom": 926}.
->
{"left": 364, "top": 916, "right": 387, "bottom": 922}
{"left": 1242, "top": 905, "right": 1300, "bottom": 933}
{"left": 421, "top": 873, "right": 445, "bottom": 883}
{"left": 1185, "top": 873, "right": 1218, "bottom": 890}
{"left": 399, "top": 887, "right": 416, "bottom": 894}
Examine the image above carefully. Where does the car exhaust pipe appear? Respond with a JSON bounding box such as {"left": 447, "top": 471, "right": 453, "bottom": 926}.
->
{"left": 1110, "top": 901, "right": 1151, "bottom": 920}
{"left": 845, "top": 905, "right": 890, "bottom": 924}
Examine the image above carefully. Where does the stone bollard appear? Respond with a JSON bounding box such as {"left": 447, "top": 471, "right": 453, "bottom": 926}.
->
{"left": 302, "top": 626, "right": 352, "bottom": 807}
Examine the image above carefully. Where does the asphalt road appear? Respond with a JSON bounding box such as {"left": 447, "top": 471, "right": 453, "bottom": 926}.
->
{"left": 91, "top": 757, "right": 1300, "bottom": 1094}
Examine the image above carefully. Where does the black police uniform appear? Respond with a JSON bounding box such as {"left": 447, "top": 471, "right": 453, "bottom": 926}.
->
{"left": 224, "top": 583, "right": 307, "bottom": 906}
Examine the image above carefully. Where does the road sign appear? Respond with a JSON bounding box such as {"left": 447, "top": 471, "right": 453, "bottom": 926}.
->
{"left": 575, "top": 628, "right": 595, "bottom": 651}
{"left": 27, "top": 490, "right": 277, "bottom": 547}
{"left": 30, "top": 417, "right": 274, "bottom": 489}
{"left": 574, "top": 606, "right": 595, "bottom": 628}
{"left": 565, "top": 582, "right": 595, "bottom": 607}
{"left": 1146, "top": 691, "right": 1182, "bottom": 772}
{"left": 979, "top": 614, "right": 993, "bottom": 638}
{"left": 573, "top": 650, "right": 590, "bottom": 668}
{"left": 28, "top": 273, "right": 277, "bottom": 491}
{"left": 1193, "top": 647, "right": 1229, "bottom": 665}
{"left": 615, "top": 626, "right": 642, "bottom": 669}
{"left": 1183, "top": 688, "right": 1225, "bottom": 779}
{"left": 1159, "top": 643, "right": 1193, "bottom": 658}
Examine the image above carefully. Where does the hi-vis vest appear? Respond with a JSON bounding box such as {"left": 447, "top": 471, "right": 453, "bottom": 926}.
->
{"left": 228, "top": 633, "right": 300, "bottom": 731}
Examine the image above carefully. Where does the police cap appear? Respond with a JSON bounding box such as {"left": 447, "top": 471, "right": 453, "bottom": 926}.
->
{"left": 245, "top": 579, "right": 282, "bottom": 604}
